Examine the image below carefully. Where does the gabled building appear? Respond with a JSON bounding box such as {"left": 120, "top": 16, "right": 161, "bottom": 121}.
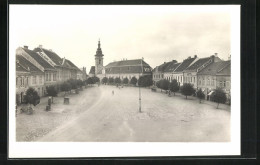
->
{"left": 197, "top": 60, "right": 230, "bottom": 99}
{"left": 172, "top": 56, "right": 198, "bottom": 86}
{"left": 16, "top": 46, "right": 57, "bottom": 95}
{"left": 163, "top": 60, "right": 181, "bottom": 83}
{"left": 216, "top": 61, "right": 231, "bottom": 95}
{"left": 183, "top": 53, "right": 222, "bottom": 89}
{"left": 152, "top": 61, "right": 172, "bottom": 84}
{"left": 89, "top": 66, "right": 96, "bottom": 77}
{"left": 16, "top": 55, "right": 45, "bottom": 104}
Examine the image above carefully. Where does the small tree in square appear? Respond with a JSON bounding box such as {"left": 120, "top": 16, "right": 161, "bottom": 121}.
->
{"left": 160, "top": 79, "right": 170, "bottom": 93}
{"left": 86, "top": 77, "right": 94, "bottom": 86}
{"left": 92, "top": 76, "right": 100, "bottom": 84}
{"left": 211, "top": 87, "right": 227, "bottom": 109}
{"left": 46, "top": 85, "right": 58, "bottom": 103}
{"left": 76, "top": 79, "right": 84, "bottom": 88}
{"left": 24, "top": 87, "right": 40, "bottom": 114}
{"left": 130, "top": 77, "right": 138, "bottom": 86}
{"left": 123, "top": 77, "right": 129, "bottom": 85}
{"left": 196, "top": 88, "right": 205, "bottom": 103}
{"left": 67, "top": 79, "right": 78, "bottom": 89}
{"left": 138, "top": 75, "right": 153, "bottom": 87}
{"left": 180, "top": 83, "right": 195, "bottom": 99}
{"left": 168, "top": 79, "right": 179, "bottom": 96}
{"left": 102, "top": 77, "right": 108, "bottom": 85}
{"left": 60, "top": 82, "right": 72, "bottom": 95}
{"left": 108, "top": 77, "right": 114, "bottom": 84}
{"left": 115, "top": 77, "right": 121, "bottom": 84}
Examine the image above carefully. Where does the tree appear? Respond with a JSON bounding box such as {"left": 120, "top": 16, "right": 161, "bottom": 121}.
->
{"left": 180, "top": 83, "right": 195, "bottom": 99}
{"left": 168, "top": 79, "right": 179, "bottom": 96}
{"left": 156, "top": 81, "right": 161, "bottom": 89}
{"left": 108, "top": 77, "right": 114, "bottom": 84}
{"left": 211, "top": 88, "right": 227, "bottom": 109}
{"left": 130, "top": 77, "right": 137, "bottom": 86}
{"left": 86, "top": 77, "right": 94, "bottom": 86}
{"left": 76, "top": 79, "right": 84, "bottom": 88}
{"left": 67, "top": 79, "right": 78, "bottom": 89}
{"left": 92, "top": 76, "right": 100, "bottom": 84}
{"left": 123, "top": 77, "right": 129, "bottom": 85}
{"left": 196, "top": 88, "right": 205, "bottom": 103}
{"left": 102, "top": 77, "right": 108, "bottom": 84}
{"left": 24, "top": 88, "right": 40, "bottom": 114}
{"left": 115, "top": 77, "right": 121, "bottom": 84}
{"left": 138, "top": 75, "right": 153, "bottom": 87}
{"left": 60, "top": 82, "right": 72, "bottom": 95}
{"left": 158, "top": 79, "right": 170, "bottom": 93}
{"left": 46, "top": 85, "right": 58, "bottom": 103}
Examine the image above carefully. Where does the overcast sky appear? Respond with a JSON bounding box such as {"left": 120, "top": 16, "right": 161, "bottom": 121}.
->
{"left": 10, "top": 5, "right": 231, "bottom": 71}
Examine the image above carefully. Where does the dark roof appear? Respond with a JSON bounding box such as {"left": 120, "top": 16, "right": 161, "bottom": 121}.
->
{"left": 164, "top": 62, "right": 180, "bottom": 72}
{"left": 153, "top": 62, "right": 172, "bottom": 72}
{"left": 185, "top": 57, "right": 211, "bottom": 71}
{"left": 34, "top": 47, "right": 62, "bottom": 66}
{"left": 217, "top": 61, "right": 231, "bottom": 76}
{"left": 198, "top": 61, "right": 230, "bottom": 75}
{"left": 174, "top": 57, "right": 197, "bottom": 72}
{"left": 89, "top": 66, "right": 95, "bottom": 74}
{"left": 105, "top": 59, "right": 152, "bottom": 74}
{"left": 16, "top": 62, "right": 30, "bottom": 72}
{"left": 66, "top": 59, "right": 80, "bottom": 71}
{"left": 106, "top": 59, "right": 150, "bottom": 68}
{"left": 23, "top": 48, "right": 54, "bottom": 69}
{"left": 16, "top": 55, "right": 43, "bottom": 73}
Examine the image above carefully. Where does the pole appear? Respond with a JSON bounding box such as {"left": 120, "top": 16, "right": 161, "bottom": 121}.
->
{"left": 139, "top": 57, "right": 143, "bottom": 113}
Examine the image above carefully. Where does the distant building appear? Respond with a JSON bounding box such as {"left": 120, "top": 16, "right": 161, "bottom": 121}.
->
{"left": 216, "top": 61, "right": 231, "bottom": 98}
{"left": 163, "top": 60, "right": 181, "bottom": 83}
{"left": 89, "top": 40, "right": 152, "bottom": 81}
{"left": 152, "top": 62, "right": 172, "bottom": 84}
{"left": 183, "top": 53, "right": 222, "bottom": 89}
{"left": 78, "top": 67, "right": 87, "bottom": 81}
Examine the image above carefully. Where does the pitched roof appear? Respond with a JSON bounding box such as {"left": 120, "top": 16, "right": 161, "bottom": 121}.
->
{"left": 16, "top": 55, "right": 43, "bottom": 73}
{"left": 153, "top": 61, "right": 172, "bottom": 72}
{"left": 164, "top": 62, "right": 180, "bottom": 72}
{"left": 34, "top": 47, "right": 62, "bottom": 66}
{"left": 66, "top": 59, "right": 80, "bottom": 71}
{"left": 217, "top": 61, "right": 231, "bottom": 76}
{"left": 23, "top": 48, "right": 54, "bottom": 69}
{"left": 106, "top": 59, "right": 150, "bottom": 68}
{"left": 185, "top": 57, "right": 211, "bottom": 71}
{"left": 16, "top": 62, "right": 30, "bottom": 72}
{"left": 89, "top": 66, "right": 95, "bottom": 75}
{"left": 198, "top": 61, "right": 231, "bottom": 75}
{"left": 174, "top": 57, "right": 197, "bottom": 72}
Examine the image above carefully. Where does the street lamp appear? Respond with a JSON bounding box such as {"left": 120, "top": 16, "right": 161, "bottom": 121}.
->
{"left": 139, "top": 57, "right": 143, "bottom": 113}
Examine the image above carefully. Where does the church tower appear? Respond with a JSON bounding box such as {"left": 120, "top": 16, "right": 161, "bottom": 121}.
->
{"left": 95, "top": 39, "right": 104, "bottom": 75}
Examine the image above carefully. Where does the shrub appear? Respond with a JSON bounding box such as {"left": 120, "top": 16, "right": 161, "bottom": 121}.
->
{"left": 102, "top": 77, "right": 108, "bottom": 84}
{"left": 180, "top": 83, "right": 195, "bottom": 99}
{"left": 115, "top": 77, "right": 121, "bottom": 84}
{"left": 46, "top": 85, "right": 58, "bottom": 103}
{"left": 138, "top": 75, "right": 153, "bottom": 87}
{"left": 24, "top": 88, "right": 40, "bottom": 114}
{"left": 67, "top": 79, "right": 78, "bottom": 89}
{"left": 211, "top": 88, "right": 227, "bottom": 109}
{"left": 86, "top": 77, "right": 94, "bottom": 85}
{"left": 108, "top": 77, "right": 114, "bottom": 84}
{"left": 130, "top": 77, "right": 137, "bottom": 86}
{"left": 60, "top": 82, "right": 72, "bottom": 94}
{"left": 158, "top": 79, "right": 170, "bottom": 93}
{"left": 123, "top": 77, "right": 129, "bottom": 85}
{"left": 196, "top": 88, "right": 205, "bottom": 103}
{"left": 168, "top": 79, "right": 179, "bottom": 96}
{"left": 92, "top": 76, "right": 100, "bottom": 84}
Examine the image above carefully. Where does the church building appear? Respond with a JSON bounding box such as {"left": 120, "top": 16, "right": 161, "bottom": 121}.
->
{"left": 89, "top": 40, "right": 152, "bottom": 80}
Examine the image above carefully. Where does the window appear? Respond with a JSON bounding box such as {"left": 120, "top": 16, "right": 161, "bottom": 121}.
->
{"left": 16, "top": 77, "right": 18, "bottom": 86}
{"left": 219, "top": 81, "right": 222, "bottom": 87}
{"left": 20, "top": 77, "right": 22, "bottom": 86}
{"left": 207, "top": 78, "right": 210, "bottom": 85}
{"left": 49, "top": 73, "right": 52, "bottom": 81}
{"left": 99, "top": 59, "right": 101, "bottom": 64}
{"left": 181, "top": 76, "right": 182, "bottom": 82}
{"left": 46, "top": 73, "right": 48, "bottom": 81}
{"left": 53, "top": 73, "right": 56, "bottom": 81}
{"left": 33, "top": 76, "right": 36, "bottom": 84}
{"left": 194, "top": 77, "right": 195, "bottom": 83}
{"left": 211, "top": 79, "right": 214, "bottom": 86}
{"left": 39, "top": 76, "right": 42, "bottom": 84}
{"left": 223, "top": 81, "right": 226, "bottom": 87}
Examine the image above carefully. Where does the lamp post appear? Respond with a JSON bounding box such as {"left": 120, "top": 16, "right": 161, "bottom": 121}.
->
{"left": 139, "top": 57, "right": 143, "bottom": 113}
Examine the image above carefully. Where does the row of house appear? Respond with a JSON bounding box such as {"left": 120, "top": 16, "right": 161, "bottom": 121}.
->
{"left": 16, "top": 45, "right": 87, "bottom": 105}
{"left": 152, "top": 53, "right": 231, "bottom": 100}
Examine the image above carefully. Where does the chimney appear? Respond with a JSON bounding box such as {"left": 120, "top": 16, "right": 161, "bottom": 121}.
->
{"left": 194, "top": 55, "right": 197, "bottom": 58}
{"left": 39, "top": 45, "right": 42, "bottom": 48}
{"left": 24, "top": 45, "right": 28, "bottom": 49}
{"left": 228, "top": 55, "right": 231, "bottom": 60}
{"left": 214, "top": 53, "right": 218, "bottom": 57}
{"left": 188, "top": 56, "right": 191, "bottom": 59}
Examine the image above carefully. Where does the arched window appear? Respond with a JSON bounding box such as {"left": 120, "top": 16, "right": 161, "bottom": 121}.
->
{"left": 99, "top": 59, "right": 101, "bottom": 64}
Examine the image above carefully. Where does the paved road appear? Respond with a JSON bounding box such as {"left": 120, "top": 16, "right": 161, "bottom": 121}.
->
{"left": 38, "top": 85, "right": 230, "bottom": 142}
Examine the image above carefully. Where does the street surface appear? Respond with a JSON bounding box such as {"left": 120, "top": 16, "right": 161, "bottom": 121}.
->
{"left": 36, "top": 85, "right": 230, "bottom": 142}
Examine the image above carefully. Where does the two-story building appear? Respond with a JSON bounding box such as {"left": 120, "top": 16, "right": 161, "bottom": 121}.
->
{"left": 163, "top": 60, "right": 181, "bottom": 82}
{"left": 197, "top": 60, "right": 230, "bottom": 99}
{"left": 183, "top": 54, "right": 221, "bottom": 89}
{"left": 152, "top": 62, "right": 172, "bottom": 85}
{"left": 16, "top": 55, "right": 45, "bottom": 104}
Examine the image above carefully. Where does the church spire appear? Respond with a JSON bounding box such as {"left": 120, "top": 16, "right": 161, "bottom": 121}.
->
{"left": 98, "top": 38, "right": 101, "bottom": 48}
{"left": 95, "top": 39, "right": 104, "bottom": 57}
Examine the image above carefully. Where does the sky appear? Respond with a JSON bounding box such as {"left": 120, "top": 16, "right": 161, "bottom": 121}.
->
{"left": 10, "top": 5, "right": 231, "bottom": 72}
